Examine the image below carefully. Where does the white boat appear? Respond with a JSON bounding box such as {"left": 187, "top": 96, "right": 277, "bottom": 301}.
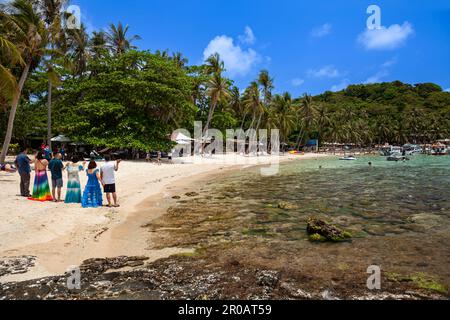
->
{"left": 339, "top": 156, "right": 357, "bottom": 161}
{"left": 387, "top": 155, "right": 410, "bottom": 162}
{"left": 379, "top": 146, "right": 403, "bottom": 157}
{"left": 403, "top": 144, "right": 423, "bottom": 156}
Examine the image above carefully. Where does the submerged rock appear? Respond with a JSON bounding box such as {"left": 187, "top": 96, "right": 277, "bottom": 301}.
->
{"left": 407, "top": 213, "right": 443, "bottom": 229}
{"left": 185, "top": 192, "right": 200, "bottom": 197}
{"left": 277, "top": 201, "right": 299, "bottom": 210}
{"left": 307, "top": 218, "right": 352, "bottom": 242}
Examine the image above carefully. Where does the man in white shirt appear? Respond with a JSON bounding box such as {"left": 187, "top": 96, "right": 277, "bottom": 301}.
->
{"left": 100, "top": 155, "right": 121, "bottom": 207}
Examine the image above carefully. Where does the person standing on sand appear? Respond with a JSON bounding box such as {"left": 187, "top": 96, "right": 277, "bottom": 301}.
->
{"left": 82, "top": 160, "right": 103, "bottom": 208}
{"left": 157, "top": 151, "right": 162, "bottom": 165}
{"left": 44, "top": 145, "right": 52, "bottom": 161}
{"left": 60, "top": 145, "right": 66, "bottom": 161}
{"left": 15, "top": 148, "right": 32, "bottom": 197}
{"left": 29, "top": 151, "right": 53, "bottom": 202}
{"left": 100, "top": 155, "right": 121, "bottom": 207}
{"left": 65, "top": 156, "right": 86, "bottom": 204}
{"left": 48, "top": 153, "right": 64, "bottom": 202}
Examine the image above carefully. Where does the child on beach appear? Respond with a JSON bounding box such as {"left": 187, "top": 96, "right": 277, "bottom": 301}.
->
{"left": 48, "top": 153, "right": 64, "bottom": 202}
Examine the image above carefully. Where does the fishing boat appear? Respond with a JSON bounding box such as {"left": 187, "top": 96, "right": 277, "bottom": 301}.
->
{"left": 403, "top": 144, "right": 423, "bottom": 156}
{"left": 339, "top": 155, "right": 357, "bottom": 161}
{"left": 431, "top": 143, "right": 448, "bottom": 156}
{"left": 387, "top": 155, "right": 410, "bottom": 162}
{"left": 379, "top": 145, "right": 403, "bottom": 157}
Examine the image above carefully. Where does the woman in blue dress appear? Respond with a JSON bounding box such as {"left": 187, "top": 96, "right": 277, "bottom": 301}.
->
{"left": 81, "top": 160, "right": 103, "bottom": 208}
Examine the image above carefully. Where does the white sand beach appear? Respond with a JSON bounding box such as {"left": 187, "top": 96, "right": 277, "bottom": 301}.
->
{"left": 0, "top": 153, "right": 328, "bottom": 283}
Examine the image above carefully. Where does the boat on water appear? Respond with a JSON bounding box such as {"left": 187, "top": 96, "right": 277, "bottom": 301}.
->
{"left": 387, "top": 155, "right": 410, "bottom": 162}
{"left": 379, "top": 145, "right": 403, "bottom": 157}
{"left": 339, "top": 155, "right": 357, "bottom": 161}
{"left": 430, "top": 144, "right": 449, "bottom": 156}
{"left": 403, "top": 144, "right": 423, "bottom": 156}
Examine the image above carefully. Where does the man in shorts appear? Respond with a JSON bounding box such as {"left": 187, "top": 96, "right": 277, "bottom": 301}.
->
{"left": 100, "top": 155, "right": 121, "bottom": 207}
{"left": 48, "top": 153, "right": 64, "bottom": 202}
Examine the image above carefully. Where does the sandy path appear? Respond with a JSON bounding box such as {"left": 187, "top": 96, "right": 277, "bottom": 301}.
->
{"left": 0, "top": 153, "right": 328, "bottom": 282}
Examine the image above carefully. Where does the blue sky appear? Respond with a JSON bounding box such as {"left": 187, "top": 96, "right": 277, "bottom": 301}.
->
{"left": 72, "top": 0, "right": 450, "bottom": 96}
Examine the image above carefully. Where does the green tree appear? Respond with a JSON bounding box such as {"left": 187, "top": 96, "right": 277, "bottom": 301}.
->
{"left": 55, "top": 51, "right": 196, "bottom": 151}
{"left": 0, "top": 0, "right": 47, "bottom": 162}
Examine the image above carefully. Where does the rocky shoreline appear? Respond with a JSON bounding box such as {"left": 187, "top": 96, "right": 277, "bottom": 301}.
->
{"left": 0, "top": 254, "right": 446, "bottom": 300}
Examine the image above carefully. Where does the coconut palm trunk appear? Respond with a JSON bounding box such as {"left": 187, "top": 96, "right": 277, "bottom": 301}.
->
{"left": 202, "top": 98, "right": 218, "bottom": 155}
{"left": 203, "top": 99, "right": 217, "bottom": 138}
{"left": 47, "top": 80, "right": 52, "bottom": 148}
{"left": 0, "top": 60, "right": 32, "bottom": 163}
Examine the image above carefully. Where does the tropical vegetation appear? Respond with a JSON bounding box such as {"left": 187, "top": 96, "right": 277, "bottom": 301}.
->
{"left": 1, "top": 0, "right": 449, "bottom": 162}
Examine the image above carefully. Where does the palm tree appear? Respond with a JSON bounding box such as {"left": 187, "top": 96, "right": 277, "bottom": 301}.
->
{"left": 203, "top": 72, "right": 231, "bottom": 136}
{"left": 377, "top": 116, "right": 392, "bottom": 145}
{"left": 295, "top": 93, "right": 316, "bottom": 148}
{"left": 0, "top": 36, "right": 22, "bottom": 102}
{"left": 243, "top": 81, "right": 264, "bottom": 130}
{"left": 66, "top": 24, "right": 90, "bottom": 76}
{"left": 39, "top": 0, "right": 66, "bottom": 147}
{"left": 172, "top": 52, "right": 188, "bottom": 68}
{"left": 89, "top": 30, "right": 108, "bottom": 60}
{"left": 227, "top": 86, "right": 243, "bottom": 117}
{"left": 258, "top": 70, "right": 274, "bottom": 106}
{"left": 315, "top": 105, "right": 330, "bottom": 146}
{"left": 271, "top": 93, "right": 297, "bottom": 145}
{"left": 325, "top": 117, "right": 343, "bottom": 155}
{"left": 105, "top": 22, "right": 141, "bottom": 55}
{"left": 201, "top": 53, "right": 229, "bottom": 138}
{"left": 205, "top": 53, "right": 224, "bottom": 75}
{"left": 0, "top": 0, "right": 47, "bottom": 163}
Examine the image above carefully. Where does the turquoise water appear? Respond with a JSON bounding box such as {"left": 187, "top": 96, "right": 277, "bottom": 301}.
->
{"left": 156, "top": 155, "right": 450, "bottom": 293}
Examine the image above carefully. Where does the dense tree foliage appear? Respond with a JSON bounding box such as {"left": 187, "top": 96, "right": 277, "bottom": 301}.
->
{"left": 311, "top": 81, "right": 450, "bottom": 145}
{"left": 53, "top": 51, "right": 196, "bottom": 151}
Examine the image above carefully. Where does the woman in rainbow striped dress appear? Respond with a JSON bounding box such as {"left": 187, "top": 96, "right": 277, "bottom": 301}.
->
{"left": 29, "top": 151, "right": 53, "bottom": 202}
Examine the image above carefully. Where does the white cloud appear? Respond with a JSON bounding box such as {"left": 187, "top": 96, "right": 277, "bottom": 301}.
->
{"left": 311, "top": 23, "right": 332, "bottom": 38}
{"left": 291, "top": 78, "right": 305, "bottom": 87}
{"left": 203, "top": 35, "right": 260, "bottom": 77}
{"left": 364, "top": 57, "right": 397, "bottom": 84}
{"left": 358, "top": 22, "right": 414, "bottom": 50}
{"left": 238, "top": 26, "right": 256, "bottom": 45}
{"left": 364, "top": 70, "right": 389, "bottom": 84}
{"left": 307, "top": 65, "right": 341, "bottom": 78}
{"left": 331, "top": 79, "right": 350, "bottom": 92}
{"left": 445, "top": 88, "right": 450, "bottom": 92}
{"left": 381, "top": 57, "right": 397, "bottom": 68}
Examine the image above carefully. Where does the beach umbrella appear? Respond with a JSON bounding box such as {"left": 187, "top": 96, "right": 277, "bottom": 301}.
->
{"left": 51, "top": 135, "right": 72, "bottom": 143}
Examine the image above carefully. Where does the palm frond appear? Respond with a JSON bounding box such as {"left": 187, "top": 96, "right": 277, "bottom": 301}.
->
{"left": 0, "top": 64, "right": 18, "bottom": 100}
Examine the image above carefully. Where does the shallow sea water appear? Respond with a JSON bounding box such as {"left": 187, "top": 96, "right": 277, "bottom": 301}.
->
{"left": 151, "top": 155, "right": 450, "bottom": 294}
